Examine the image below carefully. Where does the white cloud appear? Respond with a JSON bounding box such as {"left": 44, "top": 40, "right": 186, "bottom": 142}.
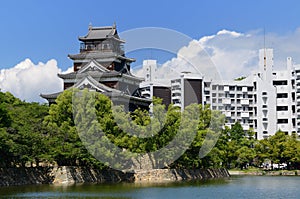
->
{"left": 0, "top": 59, "right": 71, "bottom": 102}
{"left": 134, "top": 28, "right": 300, "bottom": 81}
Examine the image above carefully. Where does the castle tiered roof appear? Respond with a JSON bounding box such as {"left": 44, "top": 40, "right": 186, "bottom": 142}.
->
{"left": 41, "top": 23, "right": 151, "bottom": 111}
{"left": 78, "top": 23, "right": 125, "bottom": 42}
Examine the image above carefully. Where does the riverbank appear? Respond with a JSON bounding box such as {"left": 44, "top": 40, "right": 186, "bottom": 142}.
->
{"left": 229, "top": 169, "right": 300, "bottom": 176}
{"left": 0, "top": 167, "right": 230, "bottom": 186}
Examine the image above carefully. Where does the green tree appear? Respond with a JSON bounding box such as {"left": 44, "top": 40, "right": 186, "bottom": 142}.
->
{"left": 0, "top": 91, "right": 49, "bottom": 167}
{"left": 44, "top": 89, "right": 99, "bottom": 166}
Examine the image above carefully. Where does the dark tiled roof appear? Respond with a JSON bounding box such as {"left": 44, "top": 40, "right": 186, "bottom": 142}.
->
{"left": 41, "top": 76, "right": 151, "bottom": 105}
{"left": 68, "top": 52, "right": 135, "bottom": 62}
{"left": 58, "top": 70, "right": 144, "bottom": 81}
{"left": 78, "top": 59, "right": 109, "bottom": 73}
{"left": 74, "top": 75, "right": 116, "bottom": 93}
{"left": 78, "top": 24, "right": 124, "bottom": 41}
{"left": 40, "top": 91, "right": 62, "bottom": 99}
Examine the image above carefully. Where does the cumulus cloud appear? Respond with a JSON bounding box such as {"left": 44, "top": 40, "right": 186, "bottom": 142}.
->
{"left": 0, "top": 59, "right": 71, "bottom": 102}
{"left": 133, "top": 28, "right": 300, "bottom": 81}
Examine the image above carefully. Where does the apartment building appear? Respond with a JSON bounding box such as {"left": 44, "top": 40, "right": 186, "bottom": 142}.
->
{"left": 204, "top": 49, "right": 297, "bottom": 139}
{"left": 171, "top": 72, "right": 203, "bottom": 111}
{"left": 204, "top": 78, "right": 255, "bottom": 132}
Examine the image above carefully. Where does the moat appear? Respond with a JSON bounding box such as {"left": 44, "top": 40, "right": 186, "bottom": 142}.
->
{"left": 1, "top": 176, "right": 300, "bottom": 199}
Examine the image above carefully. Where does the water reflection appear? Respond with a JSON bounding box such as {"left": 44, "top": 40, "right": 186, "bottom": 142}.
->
{"left": 1, "top": 176, "right": 299, "bottom": 199}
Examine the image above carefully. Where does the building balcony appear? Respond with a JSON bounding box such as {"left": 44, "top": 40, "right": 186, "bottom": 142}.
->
{"left": 223, "top": 111, "right": 231, "bottom": 117}
{"left": 241, "top": 99, "right": 249, "bottom": 105}
{"left": 277, "top": 98, "right": 289, "bottom": 105}
{"left": 172, "top": 89, "right": 181, "bottom": 94}
{"left": 173, "top": 103, "right": 181, "bottom": 108}
{"left": 80, "top": 43, "right": 125, "bottom": 55}
{"left": 276, "top": 86, "right": 288, "bottom": 93}
{"left": 172, "top": 95, "right": 181, "bottom": 100}
{"left": 241, "top": 112, "right": 250, "bottom": 118}
{"left": 277, "top": 111, "right": 290, "bottom": 118}
{"left": 222, "top": 98, "right": 231, "bottom": 104}
{"left": 204, "top": 85, "right": 210, "bottom": 89}
{"left": 171, "top": 81, "right": 181, "bottom": 87}
{"left": 242, "top": 87, "right": 248, "bottom": 92}
{"left": 278, "top": 124, "right": 289, "bottom": 131}
{"left": 242, "top": 124, "right": 250, "bottom": 130}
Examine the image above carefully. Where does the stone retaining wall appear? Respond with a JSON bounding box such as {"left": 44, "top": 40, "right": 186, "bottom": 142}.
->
{"left": 0, "top": 167, "right": 229, "bottom": 186}
{"left": 133, "top": 168, "right": 230, "bottom": 183}
{"left": 0, "top": 167, "right": 53, "bottom": 186}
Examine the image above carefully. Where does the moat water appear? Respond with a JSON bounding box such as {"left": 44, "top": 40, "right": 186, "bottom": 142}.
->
{"left": 1, "top": 176, "right": 300, "bottom": 199}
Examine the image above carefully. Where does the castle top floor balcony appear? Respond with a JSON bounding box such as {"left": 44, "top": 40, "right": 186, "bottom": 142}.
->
{"left": 80, "top": 42, "right": 124, "bottom": 54}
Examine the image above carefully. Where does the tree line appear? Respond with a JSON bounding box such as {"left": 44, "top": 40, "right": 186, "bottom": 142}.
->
{"left": 1, "top": 89, "right": 300, "bottom": 170}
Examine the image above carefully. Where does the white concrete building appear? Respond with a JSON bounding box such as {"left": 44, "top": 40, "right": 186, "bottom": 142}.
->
{"left": 295, "top": 64, "right": 300, "bottom": 134}
{"left": 253, "top": 49, "right": 296, "bottom": 139}
{"left": 171, "top": 72, "right": 203, "bottom": 111}
{"left": 142, "top": 59, "right": 158, "bottom": 82}
{"left": 204, "top": 48, "right": 298, "bottom": 139}
{"left": 204, "top": 78, "right": 255, "bottom": 132}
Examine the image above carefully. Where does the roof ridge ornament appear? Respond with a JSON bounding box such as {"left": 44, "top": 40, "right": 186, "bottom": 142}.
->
{"left": 88, "top": 22, "right": 92, "bottom": 30}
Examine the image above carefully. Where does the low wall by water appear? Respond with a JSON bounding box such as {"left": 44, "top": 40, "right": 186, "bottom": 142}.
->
{"left": 0, "top": 167, "right": 229, "bottom": 186}
{"left": 133, "top": 168, "right": 230, "bottom": 183}
{"left": 0, "top": 167, "right": 53, "bottom": 186}
{"left": 229, "top": 170, "right": 300, "bottom": 176}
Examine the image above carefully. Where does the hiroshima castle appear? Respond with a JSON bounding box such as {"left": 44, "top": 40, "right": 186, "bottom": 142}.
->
{"left": 41, "top": 23, "right": 151, "bottom": 111}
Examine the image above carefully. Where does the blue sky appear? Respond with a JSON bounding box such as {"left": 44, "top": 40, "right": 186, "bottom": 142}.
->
{"left": 1, "top": 0, "right": 300, "bottom": 102}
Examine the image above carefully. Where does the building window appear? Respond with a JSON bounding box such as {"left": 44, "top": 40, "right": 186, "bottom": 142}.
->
{"left": 277, "top": 93, "right": 288, "bottom": 98}
{"left": 273, "top": 80, "right": 288, "bottom": 85}
{"left": 278, "top": 119, "right": 288, "bottom": 124}
{"left": 277, "top": 106, "right": 288, "bottom": 111}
